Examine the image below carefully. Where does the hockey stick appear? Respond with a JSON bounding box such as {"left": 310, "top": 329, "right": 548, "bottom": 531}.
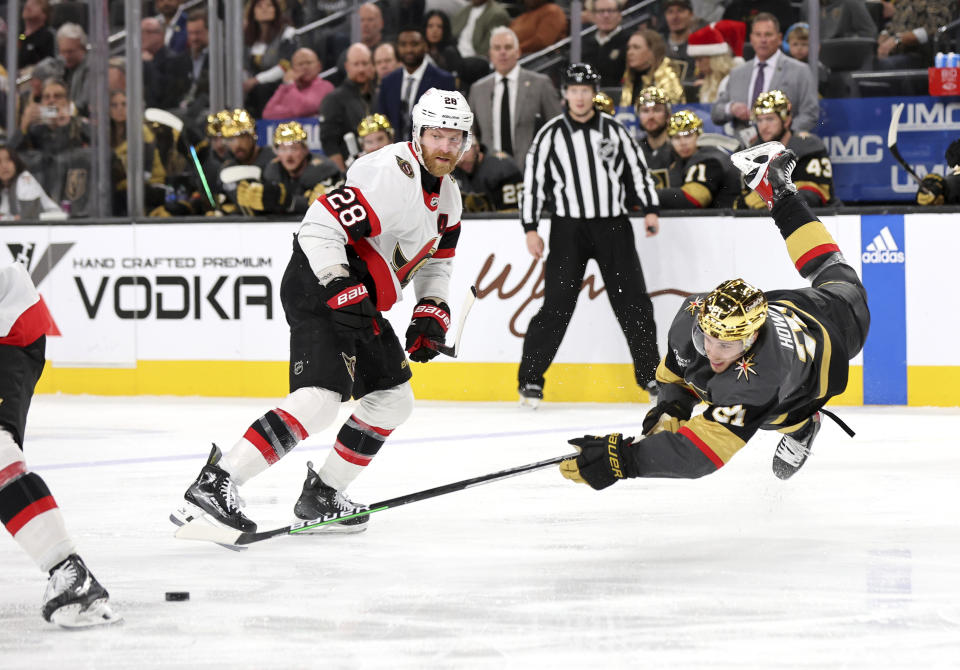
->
{"left": 144, "top": 108, "right": 217, "bottom": 209}
{"left": 430, "top": 285, "right": 477, "bottom": 358}
{"left": 888, "top": 102, "right": 931, "bottom": 194}
{"left": 174, "top": 450, "right": 577, "bottom": 547}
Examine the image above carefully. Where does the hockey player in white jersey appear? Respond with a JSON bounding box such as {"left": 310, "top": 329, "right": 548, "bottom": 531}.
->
{"left": 174, "top": 89, "right": 472, "bottom": 533}
{"left": 0, "top": 263, "right": 120, "bottom": 628}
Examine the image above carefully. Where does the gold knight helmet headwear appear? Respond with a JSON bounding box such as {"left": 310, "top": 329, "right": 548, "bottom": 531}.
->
{"left": 752, "top": 89, "right": 792, "bottom": 121}
{"left": 357, "top": 113, "right": 394, "bottom": 138}
{"left": 667, "top": 109, "right": 703, "bottom": 137}
{"left": 273, "top": 121, "right": 308, "bottom": 146}
{"left": 698, "top": 278, "right": 768, "bottom": 344}
{"left": 221, "top": 108, "right": 256, "bottom": 138}
{"left": 593, "top": 91, "right": 615, "bottom": 115}
{"left": 206, "top": 109, "right": 233, "bottom": 137}
{"left": 636, "top": 86, "right": 670, "bottom": 109}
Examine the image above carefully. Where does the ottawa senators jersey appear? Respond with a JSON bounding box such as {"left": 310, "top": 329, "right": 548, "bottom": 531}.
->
{"left": 263, "top": 157, "right": 344, "bottom": 215}
{"left": 0, "top": 263, "right": 54, "bottom": 347}
{"left": 296, "top": 141, "right": 462, "bottom": 312}
{"left": 638, "top": 137, "right": 677, "bottom": 190}
{"left": 658, "top": 146, "right": 742, "bottom": 209}
{"left": 453, "top": 151, "right": 524, "bottom": 212}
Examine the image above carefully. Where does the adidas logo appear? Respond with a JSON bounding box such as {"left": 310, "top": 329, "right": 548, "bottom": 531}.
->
{"left": 862, "top": 226, "right": 905, "bottom": 264}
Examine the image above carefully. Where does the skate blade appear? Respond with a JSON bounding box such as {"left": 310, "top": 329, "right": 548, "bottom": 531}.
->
{"left": 50, "top": 599, "right": 123, "bottom": 629}
{"left": 170, "top": 504, "right": 248, "bottom": 552}
{"left": 518, "top": 396, "right": 541, "bottom": 409}
{"left": 292, "top": 518, "right": 368, "bottom": 535}
{"left": 731, "top": 141, "right": 785, "bottom": 185}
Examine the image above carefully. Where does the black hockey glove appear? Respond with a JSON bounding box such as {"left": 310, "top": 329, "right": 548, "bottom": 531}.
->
{"left": 404, "top": 299, "right": 450, "bottom": 362}
{"left": 560, "top": 433, "right": 636, "bottom": 490}
{"left": 916, "top": 173, "right": 946, "bottom": 206}
{"left": 642, "top": 400, "right": 694, "bottom": 436}
{"left": 319, "top": 276, "right": 379, "bottom": 341}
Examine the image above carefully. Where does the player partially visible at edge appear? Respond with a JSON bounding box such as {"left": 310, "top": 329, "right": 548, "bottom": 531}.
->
{"left": 173, "top": 89, "right": 472, "bottom": 533}
{"left": 559, "top": 141, "right": 871, "bottom": 489}
{"left": 0, "top": 263, "right": 120, "bottom": 627}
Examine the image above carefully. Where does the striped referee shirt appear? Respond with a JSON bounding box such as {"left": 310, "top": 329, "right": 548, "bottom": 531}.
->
{"left": 521, "top": 110, "right": 659, "bottom": 231}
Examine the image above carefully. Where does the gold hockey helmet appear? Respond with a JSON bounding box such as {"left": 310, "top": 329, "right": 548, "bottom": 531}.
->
{"left": 752, "top": 89, "right": 792, "bottom": 121}
{"left": 357, "top": 113, "right": 394, "bottom": 138}
{"left": 273, "top": 121, "right": 308, "bottom": 146}
{"left": 667, "top": 109, "right": 703, "bottom": 137}
{"left": 221, "top": 108, "right": 256, "bottom": 138}
{"left": 697, "top": 278, "right": 768, "bottom": 342}
{"left": 636, "top": 86, "right": 670, "bottom": 108}
{"left": 593, "top": 91, "right": 615, "bottom": 115}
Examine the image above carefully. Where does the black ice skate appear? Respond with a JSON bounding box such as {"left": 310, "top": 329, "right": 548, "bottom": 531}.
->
{"left": 42, "top": 554, "right": 122, "bottom": 628}
{"left": 293, "top": 461, "right": 369, "bottom": 533}
{"left": 518, "top": 382, "right": 544, "bottom": 409}
{"left": 731, "top": 141, "right": 798, "bottom": 209}
{"left": 173, "top": 444, "right": 257, "bottom": 533}
{"left": 773, "top": 413, "right": 821, "bottom": 480}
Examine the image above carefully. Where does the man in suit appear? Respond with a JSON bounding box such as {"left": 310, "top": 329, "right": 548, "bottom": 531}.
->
{"left": 468, "top": 26, "right": 563, "bottom": 170}
{"left": 711, "top": 12, "right": 819, "bottom": 140}
{"left": 376, "top": 27, "right": 456, "bottom": 141}
{"left": 452, "top": 0, "right": 511, "bottom": 58}
{"left": 581, "top": 0, "right": 630, "bottom": 87}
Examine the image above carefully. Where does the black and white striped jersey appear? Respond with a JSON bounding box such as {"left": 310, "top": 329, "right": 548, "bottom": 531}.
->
{"left": 520, "top": 111, "right": 659, "bottom": 231}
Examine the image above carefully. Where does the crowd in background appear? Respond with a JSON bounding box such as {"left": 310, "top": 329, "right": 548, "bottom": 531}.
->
{"left": 0, "top": 0, "right": 958, "bottom": 220}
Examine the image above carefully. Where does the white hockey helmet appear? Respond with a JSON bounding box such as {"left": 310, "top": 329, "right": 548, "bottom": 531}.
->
{"left": 412, "top": 88, "right": 474, "bottom": 165}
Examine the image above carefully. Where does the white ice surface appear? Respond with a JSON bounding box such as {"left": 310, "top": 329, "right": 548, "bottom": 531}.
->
{"left": 1, "top": 397, "right": 959, "bottom": 669}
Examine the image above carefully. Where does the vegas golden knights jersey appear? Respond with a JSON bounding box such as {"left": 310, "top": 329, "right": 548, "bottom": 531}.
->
{"left": 658, "top": 146, "right": 742, "bottom": 209}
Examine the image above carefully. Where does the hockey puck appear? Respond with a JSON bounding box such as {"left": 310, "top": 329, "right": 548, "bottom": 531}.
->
{"left": 165, "top": 591, "right": 190, "bottom": 601}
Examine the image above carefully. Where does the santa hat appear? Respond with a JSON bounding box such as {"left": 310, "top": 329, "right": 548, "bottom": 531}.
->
{"left": 713, "top": 19, "right": 747, "bottom": 58}
{"left": 687, "top": 25, "right": 729, "bottom": 58}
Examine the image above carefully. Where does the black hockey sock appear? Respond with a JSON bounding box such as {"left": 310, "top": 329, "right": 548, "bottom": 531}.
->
{"left": 242, "top": 409, "right": 308, "bottom": 465}
{"left": 332, "top": 415, "right": 393, "bottom": 467}
{"left": 0, "top": 471, "right": 55, "bottom": 535}
{"left": 772, "top": 193, "right": 842, "bottom": 280}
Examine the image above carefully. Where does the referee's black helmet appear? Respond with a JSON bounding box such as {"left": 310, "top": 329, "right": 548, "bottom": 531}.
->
{"left": 563, "top": 63, "right": 601, "bottom": 90}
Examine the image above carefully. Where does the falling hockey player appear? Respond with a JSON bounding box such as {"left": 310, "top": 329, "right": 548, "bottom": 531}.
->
{"left": 0, "top": 262, "right": 120, "bottom": 627}
{"left": 559, "top": 142, "right": 870, "bottom": 489}
{"left": 173, "top": 89, "right": 473, "bottom": 533}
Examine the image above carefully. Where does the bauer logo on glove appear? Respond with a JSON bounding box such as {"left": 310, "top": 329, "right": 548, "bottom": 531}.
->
{"left": 405, "top": 298, "right": 450, "bottom": 362}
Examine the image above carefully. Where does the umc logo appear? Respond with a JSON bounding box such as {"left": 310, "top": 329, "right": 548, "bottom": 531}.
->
{"left": 862, "top": 227, "right": 905, "bottom": 264}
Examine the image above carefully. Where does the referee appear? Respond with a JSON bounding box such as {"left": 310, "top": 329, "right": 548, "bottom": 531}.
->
{"left": 518, "top": 63, "right": 661, "bottom": 408}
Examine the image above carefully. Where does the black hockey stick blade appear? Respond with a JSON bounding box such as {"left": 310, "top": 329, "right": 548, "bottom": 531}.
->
{"left": 887, "top": 102, "right": 930, "bottom": 193}
{"left": 430, "top": 285, "right": 478, "bottom": 358}
{"left": 174, "top": 450, "right": 578, "bottom": 547}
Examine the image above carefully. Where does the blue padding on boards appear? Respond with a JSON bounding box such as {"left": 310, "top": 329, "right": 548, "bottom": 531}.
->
{"left": 861, "top": 215, "right": 906, "bottom": 404}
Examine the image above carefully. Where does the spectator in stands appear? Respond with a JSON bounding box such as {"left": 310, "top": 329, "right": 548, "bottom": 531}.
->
{"left": 808, "top": 0, "right": 878, "bottom": 40}
{"left": 108, "top": 90, "right": 166, "bottom": 216}
{"left": 377, "top": 27, "right": 455, "bottom": 140}
{"left": 737, "top": 89, "right": 834, "bottom": 209}
{"left": 236, "top": 121, "right": 342, "bottom": 216}
{"left": 19, "top": 0, "right": 56, "bottom": 68}
{"left": 581, "top": 0, "right": 630, "bottom": 87}
{"left": 662, "top": 0, "right": 703, "bottom": 81}
{"left": 468, "top": 26, "right": 562, "bottom": 169}
{"left": 319, "top": 43, "right": 375, "bottom": 171}
{"left": 711, "top": 12, "right": 818, "bottom": 138}
{"left": 373, "top": 42, "right": 399, "bottom": 100}
{"left": 424, "top": 10, "right": 462, "bottom": 76}
{"left": 155, "top": 0, "right": 188, "bottom": 54}
{"left": 686, "top": 23, "right": 737, "bottom": 102}
{"left": 358, "top": 113, "right": 394, "bottom": 154}
{"left": 242, "top": 0, "right": 299, "bottom": 118}
{"left": 620, "top": 28, "right": 685, "bottom": 106}
{"left": 876, "top": 0, "right": 956, "bottom": 69}
{"left": 452, "top": 0, "right": 510, "bottom": 59}
{"left": 262, "top": 47, "right": 333, "bottom": 119}
{"left": 657, "top": 109, "right": 741, "bottom": 208}
{"left": 174, "top": 10, "right": 211, "bottom": 122}
{"left": 0, "top": 146, "right": 62, "bottom": 220}
{"left": 454, "top": 140, "right": 524, "bottom": 212}
{"left": 18, "top": 57, "right": 62, "bottom": 136}
{"left": 783, "top": 22, "right": 809, "bottom": 61}
{"left": 358, "top": 3, "right": 386, "bottom": 51}
{"left": 722, "top": 0, "right": 795, "bottom": 31}
{"left": 142, "top": 16, "right": 186, "bottom": 110}
{"left": 56, "top": 23, "right": 90, "bottom": 117}
{"left": 510, "top": 0, "right": 568, "bottom": 56}
{"left": 634, "top": 86, "right": 676, "bottom": 186}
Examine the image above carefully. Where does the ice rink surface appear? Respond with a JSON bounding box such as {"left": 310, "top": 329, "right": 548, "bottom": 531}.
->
{"left": 1, "top": 396, "right": 958, "bottom": 669}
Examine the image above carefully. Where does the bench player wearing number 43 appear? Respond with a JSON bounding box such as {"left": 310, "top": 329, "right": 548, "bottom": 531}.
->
{"left": 560, "top": 142, "right": 870, "bottom": 489}
{"left": 173, "top": 89, "right": 472, "bottom": 534}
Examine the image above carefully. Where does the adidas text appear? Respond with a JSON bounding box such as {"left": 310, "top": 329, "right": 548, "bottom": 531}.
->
{"left": 861, "top": 249, "right": 905, "bottom": 264}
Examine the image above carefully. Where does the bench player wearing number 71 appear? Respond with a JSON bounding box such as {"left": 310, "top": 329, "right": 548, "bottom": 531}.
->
{"left": 560, "top": 142, "right": 870, "bottom": 489}
{"left": 172, "top": 89, "right": 473, "bottom": 534}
